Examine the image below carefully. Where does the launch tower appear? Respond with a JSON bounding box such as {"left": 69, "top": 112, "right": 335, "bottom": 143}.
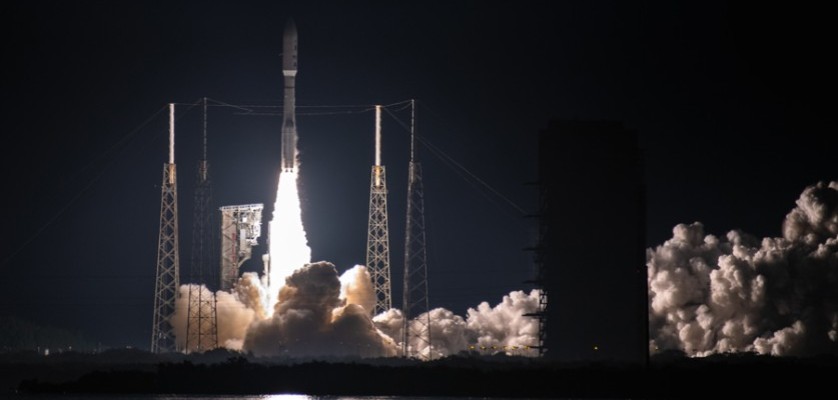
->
{"left": 366, "top": 105, "right": 392, "bottom": 315}
{"left": 401, "top": 100, "right": 432, "bottom": 359}
{"left": 151, "top": 104, "right": 181, "bottom": 353}
{"left": 185, "top": 98, "right": 218, "bottom": 353}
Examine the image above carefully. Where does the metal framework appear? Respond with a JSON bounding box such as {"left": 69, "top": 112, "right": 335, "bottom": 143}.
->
{"left": 367, "top": 105, "right": 392, "bottom": 315}
{"left": 528, "top": 137, "right": 550, "bottom": 357}
{"left": 524, "top": 128, "right": 550, "bottom": 357}
{"left": 186, "top": 98, "right": 218, "bottom": 353}
{"left": 532, "top": 180, "right": 548, "bottom": 356}
{"left": 401, "top": 100, "right": 432, "bottom": 359}
{"left": 151, "top": 104, "right": 180, "bottom": 354}
{"left": 524, "top": 234, "right": 547, "bottom": 356}
{"left": 219, "top": 204, "right": 264, "bottom": 291}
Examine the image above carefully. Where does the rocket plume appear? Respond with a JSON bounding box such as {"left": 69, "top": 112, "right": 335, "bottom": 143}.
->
{"left": 263, "top": 16, "right": 308, "bottom": 312}
{"left": 648, "top": 181, "right": 838, "bottom": 356}
{"left": 266, "top": 171, "right": 311, "bottom": 314}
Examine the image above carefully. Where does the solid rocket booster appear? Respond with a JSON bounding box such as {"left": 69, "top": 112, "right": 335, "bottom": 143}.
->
{"left": 281, "top": 19, "right": 298, "bottom": 172}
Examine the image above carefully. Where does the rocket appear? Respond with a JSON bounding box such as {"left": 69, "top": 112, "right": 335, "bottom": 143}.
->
{"left": 281, "top": 19, "right": 298, "bottom": 172}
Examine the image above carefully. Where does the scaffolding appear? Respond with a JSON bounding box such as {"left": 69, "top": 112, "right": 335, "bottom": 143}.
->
{"left": 219, "top": 204, "right": 264, "bottom": 291}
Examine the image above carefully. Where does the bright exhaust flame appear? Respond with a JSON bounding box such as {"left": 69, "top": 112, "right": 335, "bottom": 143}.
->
{"left": 266, "top": 170, "right": 311, "bottom": 315}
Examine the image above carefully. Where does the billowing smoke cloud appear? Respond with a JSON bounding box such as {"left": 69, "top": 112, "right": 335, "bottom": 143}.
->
{"left": 648, "top": 181, "right": 838, "bottom": 356}
{"left": 235, "top": 272, "right": 268, "bottom": 321}
{"left": 466, "top": 289, "right": 540, "bottom": 351}
{"left": 173, "top": 263, "right": 541, "bottom": 358}
{"left": 339, "top": 265, "right": 376, "bottom": 315}
{"left": 171, "top": 284, "right": 255, "bottom": 352}
{"left": 373, "top": 289, "right": 541, "bottom": 358}
{"left": 243, "top": 261, "right": 398, "bottom": 358}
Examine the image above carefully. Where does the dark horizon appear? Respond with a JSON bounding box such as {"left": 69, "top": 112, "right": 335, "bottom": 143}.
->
{"left": 4, "top": 348, "right": 838, "bottom": 398}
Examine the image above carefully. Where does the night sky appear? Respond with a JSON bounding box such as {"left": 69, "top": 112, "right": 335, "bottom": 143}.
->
{"left": 2, "top": 1, "right": 835, "bottom": 350}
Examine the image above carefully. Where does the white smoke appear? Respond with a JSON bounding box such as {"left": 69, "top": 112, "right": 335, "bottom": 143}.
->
{"left": 466, "top": 289, "right": 540, "bottom": 351}
{"left": 171, "top": 284, "right": 255, "bottom": 352}
{"left": 339, "top": 265, "right": 376, "bottom": 315}
{"left": 419, "top": 308, "right": 470, "bottom": 358}
{"left": 235, "top": 272, "right": 269, "bottom": 320}
{"left": 372, "top": 289, "right": 541, "bottom": 358}
{"left": 173, "top": 267, "right": 541, "bottom": 358}
{"left": 243, "top": 261, "right": 398, "bottom": 358}
{"left": 648, "top": 181, "right": 838, "bottom": 356}
{"left": 215, "top": 289, "right": 255, "bottom": 350}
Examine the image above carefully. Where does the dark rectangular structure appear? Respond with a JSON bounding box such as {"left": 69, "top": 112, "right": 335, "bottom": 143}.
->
{"left": 536, "top": 120, "right": 647, "bottom": 363}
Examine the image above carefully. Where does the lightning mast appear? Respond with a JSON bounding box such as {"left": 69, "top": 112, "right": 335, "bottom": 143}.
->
{"left": 401, "top": 99, "right": 432, "bottom": 359}
{"left": 366, "top": 105, "right": 392, "bottom": 315}
{"left": 185, "top": 97, "right": 218, "bottom": 353}
{"left": 151, "top": 103, "right": 181, "bottom": 353}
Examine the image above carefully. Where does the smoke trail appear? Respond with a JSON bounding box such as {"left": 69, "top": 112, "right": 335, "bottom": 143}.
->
{"left": 648, "top": 181, "right": 838, "bottom": 356}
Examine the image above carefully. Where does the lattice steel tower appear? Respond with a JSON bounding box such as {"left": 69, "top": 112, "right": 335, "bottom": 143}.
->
{"left": 151, "top": 104, "right": 181, "bottom": 353}
{"left": 366, "top": 105, "right": 392, "bottom": 315}
{"left": 401, "top": 100, "right": 432, "bottom": 359}
{"left": 185, "top": 98, "right": 218, "bottom": 353}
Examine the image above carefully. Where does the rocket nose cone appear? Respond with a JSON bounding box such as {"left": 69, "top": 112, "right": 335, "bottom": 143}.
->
{"left": 284, "top": 18, "right": 297, "bottom": 37}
